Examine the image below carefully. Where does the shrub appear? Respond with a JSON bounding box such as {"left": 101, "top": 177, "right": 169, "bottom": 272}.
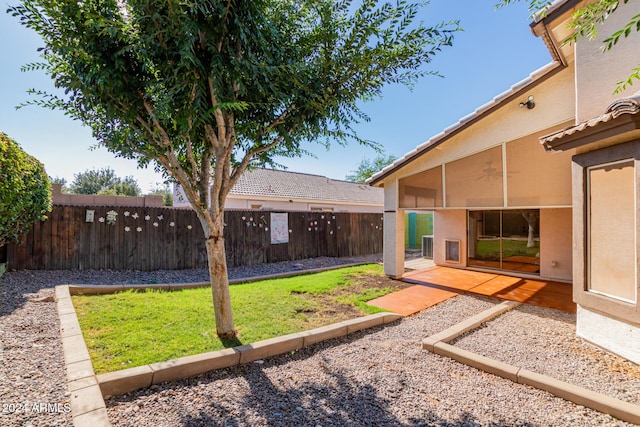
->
{"left": 0, "top": 132, "right": 52, "bottom": 247}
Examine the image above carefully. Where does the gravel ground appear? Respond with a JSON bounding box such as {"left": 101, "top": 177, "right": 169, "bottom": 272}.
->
{"left": 0, "top": 255, "right": 378, "bottom": 427}
{"left": 452, "top": 303, "right": 640, "bottom": 406}
{"left": 0, "top": 255, "right": 638, "bottom": 427}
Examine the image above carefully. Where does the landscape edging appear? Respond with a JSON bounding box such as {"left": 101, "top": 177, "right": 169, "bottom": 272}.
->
{"left": 56, "top": 285, "right": 111, "bottom": 427}
{"left": 95, "top": 312, "right": 402, "bottom": 397}
{"left": 56, "top": 262, "right": 399, "bottom": 426}
{"left": 66, "top": 261, "right": 375, "bottom": 296}
{"left": 422, "top": 301, "right": 640, "bottom": 425}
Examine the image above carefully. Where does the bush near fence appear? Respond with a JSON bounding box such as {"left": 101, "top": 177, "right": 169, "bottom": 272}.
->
{"left": 5, "top": 205, "right": 383, "bottom": 270}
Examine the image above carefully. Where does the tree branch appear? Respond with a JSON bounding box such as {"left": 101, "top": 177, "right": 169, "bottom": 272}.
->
{"left": 137, "top": 89, "right": 172, "bottom": 147}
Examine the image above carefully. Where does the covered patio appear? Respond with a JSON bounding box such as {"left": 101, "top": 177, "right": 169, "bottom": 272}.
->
{"left": 369, "top": 265, "right": 575, "bottom": 316}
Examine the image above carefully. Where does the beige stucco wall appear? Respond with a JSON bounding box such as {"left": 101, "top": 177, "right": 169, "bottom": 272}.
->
{"left": 384, "top": 211, "right": 405, "bottom": 278}
{"left": 383, "top": 182, "right": 405, "bottom": 278}
{"left": 224, "top": 197, "right": 383, "bottom": 213}
{"left": 52, "top": 184, "right": 163, "bottom": 207}
{"left": 539, "top": 208, "right": 573, "bottom": 281}
{"left": 380, "top": 64, "right": 575, "bottom": 185}
{"left": 575, "top": 0, "right": 640, "bottom": 122}
{"left": 433, "top": 210, "right": 467, "bottom": 267}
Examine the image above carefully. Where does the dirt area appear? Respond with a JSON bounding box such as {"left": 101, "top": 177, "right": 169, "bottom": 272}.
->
{"left": 298, "top": 274, "right": 412, "bottom": 323}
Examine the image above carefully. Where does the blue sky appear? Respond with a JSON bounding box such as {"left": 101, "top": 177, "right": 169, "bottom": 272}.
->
{"left": 0, "top": 0, "right": 552, "bottom": 192}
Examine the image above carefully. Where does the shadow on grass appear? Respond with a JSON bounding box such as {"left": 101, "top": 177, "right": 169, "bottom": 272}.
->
{"left": 220, "top": 336, "right": 243, "bottom": 348}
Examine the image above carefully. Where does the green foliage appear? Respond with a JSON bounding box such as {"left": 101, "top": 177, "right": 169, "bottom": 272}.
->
{"left": 72, "top": 264, "right": 393, "bottom": 373}
{"left": 10, "top": 0, "right": 459, "bottom": 335}
{"left": 147, "top": 182, "right": 174, "bottom": 206}
{"left": 495, "top": 0, "right": 550, "bottom": 12}
{"left": 69, "top": 167, "right": 141, "bottom": 196}
{"left": 345, "top": 153, "right": 397, "bottom": 183}
{"left": 0, "top": 132, "right": 52, "bottom": 247}
{"left": 9, "top": 0, "right": 459, "bottom": 209}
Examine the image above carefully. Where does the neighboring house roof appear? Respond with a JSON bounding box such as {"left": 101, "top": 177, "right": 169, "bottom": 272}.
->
{"left": 229, "top": 168, "right": 382, "bottom": 205}
{"left": 540, "top": 91, "right": 640, "bottom": 151}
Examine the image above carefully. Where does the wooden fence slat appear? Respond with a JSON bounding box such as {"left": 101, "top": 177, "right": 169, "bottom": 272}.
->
{"left": 6, "top": 206, "right": 382, "bottom": 270}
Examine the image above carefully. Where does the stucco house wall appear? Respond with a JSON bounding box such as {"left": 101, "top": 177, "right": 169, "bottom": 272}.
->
{"left": 575, "top": 0, "right": 640, "bottom": 123}
{"left": 433, "top": 210, "right": 467, "bottom": 267}
{"left": 369, "top": 0, "right": 640, "bottom": 364}
{"left": 372, "top": 64, "right": 577, "bottom": 282}
{"left": 539, "top": 208, "right": 572, "bottom": 281}
{"left": 224, "top": 196, "right": 382, "bottom": 213}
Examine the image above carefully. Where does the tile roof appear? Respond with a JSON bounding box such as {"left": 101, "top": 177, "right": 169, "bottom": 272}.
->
{"left": 366, "top": 1, "right": 583, "bottom": 187}
{"left": 532, "top": 0, "right": 573, "bottom": 23}
{"left": 366, "top": 61, "right": 562, "bottom": 185}
{"left": 230, "top": 168, "right": 383, "bottom": 205}
{"left": 540, "top": 91, "right": 640, "bottom": 149}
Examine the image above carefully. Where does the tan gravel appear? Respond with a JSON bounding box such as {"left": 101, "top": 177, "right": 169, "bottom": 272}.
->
{"left": 1, "top": 257, "right": 638, "bottom": 427}
{"left": 106, "top": 295, "right": 638, "bottom": 427}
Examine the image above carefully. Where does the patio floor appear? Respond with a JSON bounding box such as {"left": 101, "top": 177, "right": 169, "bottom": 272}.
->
{"left": 369, "top": 265, "right": 575, "bottom": 316}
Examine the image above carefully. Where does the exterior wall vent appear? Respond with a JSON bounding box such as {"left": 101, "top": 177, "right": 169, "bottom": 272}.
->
{"left": 445, "top": 239, "right": 461, "bottom": 263}
{"left": 421, "top": 235, "right": 434, "bottom": 259}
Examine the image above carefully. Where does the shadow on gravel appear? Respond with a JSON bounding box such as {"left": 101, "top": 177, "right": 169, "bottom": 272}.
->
{"left": 104, "top": 325, "right": 540, "bottom": 427}
{"left": 0, "top": 271, "right": 62, "bottom": 317}
{"left": 178, "top": 361, "right": 538, "bottom": 427}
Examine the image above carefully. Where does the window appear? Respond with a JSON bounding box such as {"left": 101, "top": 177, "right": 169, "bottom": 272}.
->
{"left": 468, "top": 209, "right": 540, "bottom": 274}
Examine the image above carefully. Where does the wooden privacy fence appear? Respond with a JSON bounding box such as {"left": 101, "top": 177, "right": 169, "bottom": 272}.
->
{"left": 6, "top": 205, "right": 384, "bottom": 270}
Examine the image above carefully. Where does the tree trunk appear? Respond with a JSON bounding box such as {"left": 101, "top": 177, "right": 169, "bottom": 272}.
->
{"left": 204, "top": 215, "right": 236, "bottom": 338}
{"left": 522, "top": 213, "right": 537, "bottom": 248}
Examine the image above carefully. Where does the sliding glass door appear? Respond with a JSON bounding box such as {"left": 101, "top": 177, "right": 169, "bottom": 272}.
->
{"left": 468, "top": 210, "right": 540, "bottom": 274}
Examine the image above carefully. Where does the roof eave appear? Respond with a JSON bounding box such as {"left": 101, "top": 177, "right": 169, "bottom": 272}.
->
{"left": 542, "top": 114, "right": 640, "bottom": 152}
{"left": 367, "top": 61, "right": 564, "bottom": 187}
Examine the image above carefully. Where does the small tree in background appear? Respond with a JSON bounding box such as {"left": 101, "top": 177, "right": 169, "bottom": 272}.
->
{"left": 148, "top": 182, "right": 174, "bottom": 206}
{"left": 11, "top": 0, "right": 459, "bottom": 337}
{"left": 49, "top": 175, "right": 68, "bottom": 192}
{"left": 0, "top": 132, "right": 52, "bottom": 248}
{"left": 346, "top": 154, "right": 397, "bottom": 183}
{"left": 69, "top": 167, "right": 141, "bottom": 196}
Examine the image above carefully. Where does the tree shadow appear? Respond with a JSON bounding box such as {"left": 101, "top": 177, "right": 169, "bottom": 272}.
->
{"left": 220, "top": 336, "right": 243, "bottom": 348}
{"left": 106, "top": 331, "right": 539, "bottom": 427}
{"left": 177, "top": 355, "right": 539, "bottom": 427}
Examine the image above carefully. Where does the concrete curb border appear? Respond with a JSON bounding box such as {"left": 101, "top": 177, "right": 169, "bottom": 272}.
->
{"left": 56, "top": 263, "right": 398, "bottom": 427}
{"left": 422, "top": 301, "right": 640, "bottom": 425}
{"left": 96, "top": 312, "right": 402, "bottom": 397}
{"left": 56, "top": 285, "right": 111, "bottom": 427}
{"left": 66, "top": 262, "right": 374, "bottom": 296}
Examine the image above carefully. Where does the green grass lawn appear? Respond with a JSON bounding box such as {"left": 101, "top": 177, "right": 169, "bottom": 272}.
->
{"left": 474, "top": 238, "right": 539, "bottom": 260}
{"left": 72, "top": 264, "right": 399, "bottom": 373}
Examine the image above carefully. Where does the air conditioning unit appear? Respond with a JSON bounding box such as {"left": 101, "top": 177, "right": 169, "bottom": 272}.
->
{"left": 421, "top": 235, "right": 434, "bottom": 259}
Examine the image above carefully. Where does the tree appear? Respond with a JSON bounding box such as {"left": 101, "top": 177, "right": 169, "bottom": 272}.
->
{"left": 69, "top": 167, "right": 141, "bottom": 196}
{"left": 49, "top": 175, "right": 67, "bottom": 187}
{"left": 0, "top": 132, "right": 51, "bottom": 248}
{"left": 148, "top": 182, "right": 174, "bottom": 207}
{"left": 497, "top": 0, "right": 640, "bottom": 93}
{"left": 345, "top": 153, "right": 397, "bottom": 183}
{"left": 10, "top": 0, "right": 459, "bottom": 337}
